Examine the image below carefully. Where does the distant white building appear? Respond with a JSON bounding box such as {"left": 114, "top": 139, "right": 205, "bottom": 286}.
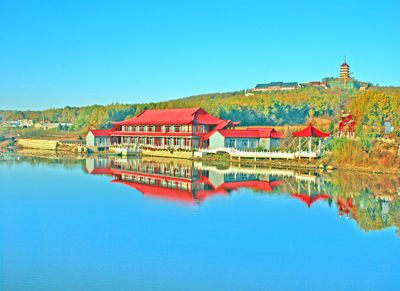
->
{"left": 1, "top": 119, "right": 33, "bottom": 128}
{"left": 86, "top": 129, "right": 112, "bottom": 148}
{"left": 34, "top": 122, "right": 72, "bottom": 130}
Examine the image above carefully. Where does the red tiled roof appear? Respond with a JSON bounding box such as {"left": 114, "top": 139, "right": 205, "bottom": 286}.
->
{"left": 292, "top": 124, "right": 330, "bottom": 138}
{"left": 89, "top": 129, "right": 113, "bottom": 136}
{"left": 112, "top": 108, "right": 200, "bottom": 125}
{"left": 202, "top": 120, "right": 230, "bottom": 140}
{"left": 196, "top": 112, "right": 225, "bottom": 125}
{"left": 111, "top": 108, "right": 226, "bottom": 126}
{"left": 247, "top": 127, "right": 284, "bottom": 138}
{"left": 216, "top": 128, "right": 283, "bottom": 139}
{"left": 217, "top": 129, "right": 261, "bottom": 138}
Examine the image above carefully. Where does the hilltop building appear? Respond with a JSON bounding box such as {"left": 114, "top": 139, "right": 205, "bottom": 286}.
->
{"left": 253, "top": 82, "right": 299, "bottom": 92}
{"left": 326, "top": 60, "right": 361, "bottom": 90}
{"left": 251, "top": 60, "right": 370, "bottom": 92}
{"left": 339, "top": 61, "right": 350, "bottom": 79}
{"left": 301, "top": 81, "right": 328, "bottom": 89}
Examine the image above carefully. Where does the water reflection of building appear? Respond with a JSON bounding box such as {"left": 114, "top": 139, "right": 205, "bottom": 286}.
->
{"left": 85, "top": 157, "right": 400, "bottom": 234}
{"left": 85, "top": 157, "right": 283, "bottom": 204}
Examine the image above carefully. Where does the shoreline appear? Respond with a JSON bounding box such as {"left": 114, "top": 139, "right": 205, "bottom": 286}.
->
{"left": 4, "top": 147, "right": 399, "bottom": 175}
{"left": 199, "top": 154, "right": 400, "bottom": 175}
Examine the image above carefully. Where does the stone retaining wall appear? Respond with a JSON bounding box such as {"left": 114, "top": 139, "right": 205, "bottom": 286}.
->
{"left": 17, "top": 139, "right": 60, "bottom": 150}
{"left": 142, "top": 148, "right": 193, "bottom": 159}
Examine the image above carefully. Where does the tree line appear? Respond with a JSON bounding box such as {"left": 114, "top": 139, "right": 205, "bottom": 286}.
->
{"left": 1, "top": 87, "right": 398, "bottom": 134}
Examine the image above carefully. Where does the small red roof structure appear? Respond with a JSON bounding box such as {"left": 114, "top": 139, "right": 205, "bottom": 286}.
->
{"left": 216, "top": 128, "right": 283, "bottom": 139}
{"left": 202, "top": 120, "right": 231, "bottom": 140}
{"left": 111, "top": 108, "right": 225, "bottom": 126}
{"left": 292, "top": 123, "right": 330, "bottom": 138}
{"left": 248, "top": 127, "right": 284, "bottom": 139}
{"left": 196, "top": 112, "right": 226, "bottom": 125}
{"left": 89, "top": 129, "right": 113, "bottom": 136}
{"left": 217, "top": 129, "right": 261, "bottom": 138}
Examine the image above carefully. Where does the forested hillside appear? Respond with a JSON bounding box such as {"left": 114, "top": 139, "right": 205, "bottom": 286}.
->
{"left": 1, "top": 87, "right": 399, "bottom": 134}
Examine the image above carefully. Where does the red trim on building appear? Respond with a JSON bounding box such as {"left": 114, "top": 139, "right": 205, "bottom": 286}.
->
{"left": 89, "top": 129, "right": 113, "bottom": 136}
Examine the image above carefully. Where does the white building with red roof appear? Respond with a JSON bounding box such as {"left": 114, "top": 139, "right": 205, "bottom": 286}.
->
{"left": 86, "top": 107, "right": 283, "bottom": 153}
{"left": 86, "top": 129, "right": 113, "bottom": 148}
{"left": 208, "top": 127, "right": 283, "bottom": 150}
{"left": 108, "top": 108, "right": 238, "bottom": 150}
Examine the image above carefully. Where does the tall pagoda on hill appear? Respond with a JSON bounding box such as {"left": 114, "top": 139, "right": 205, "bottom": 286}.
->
{"left": 339, "top": 60, "right": 350, "bottom": 80}
{"left": 326, "top": 59, "right": 360, "bottom": 90}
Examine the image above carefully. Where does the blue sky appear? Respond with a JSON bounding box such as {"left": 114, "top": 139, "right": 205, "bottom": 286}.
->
{"left": 0, "top": 0, "right": 399, "bottom": 110}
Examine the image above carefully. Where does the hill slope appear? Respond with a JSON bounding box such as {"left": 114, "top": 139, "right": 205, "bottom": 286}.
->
{"left": 1, "top": 87, "right": 399, "bottom": 135}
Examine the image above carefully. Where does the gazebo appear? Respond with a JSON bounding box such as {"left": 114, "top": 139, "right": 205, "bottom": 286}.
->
{"left": 292, "top": 123, "right": 330, "bottom": 153}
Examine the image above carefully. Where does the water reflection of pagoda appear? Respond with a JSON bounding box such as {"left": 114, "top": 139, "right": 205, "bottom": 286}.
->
{"left": 86, "top": 157, "right": 282, "bottom": 204}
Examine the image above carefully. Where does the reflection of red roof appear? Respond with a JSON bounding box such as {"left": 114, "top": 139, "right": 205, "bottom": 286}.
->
{"left": 341, "top": 62, "right": 349, "bottom": 67}
{"left": 292, "top": 124, "right": 330, "bottom": 138}
{"left": 291, "top": 193, "right": 329, "bottom": 208}
{"left": 113, "top": 179, "right": 196, "bottom": 203}
{"left": 112, "top": 179, "right": 226, "bottom": 204}
{"left": 87, "top": 167, "right": 113, "bottom": 175}
{"left": 218, "top": 180, "right": 282, "bottom": 192}
{"left": 112, "top": 108, "right": 227, "bottom": 126}
{"left": 89, "top": 129, "right": 113, "bottom": 136}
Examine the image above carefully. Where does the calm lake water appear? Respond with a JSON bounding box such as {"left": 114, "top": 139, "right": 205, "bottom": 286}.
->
{"left": 1, "top": 154, "right": 399, "bottom": 291}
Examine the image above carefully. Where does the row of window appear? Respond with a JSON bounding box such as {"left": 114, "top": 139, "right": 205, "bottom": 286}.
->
{"left": 120, "top": 136, "right": 195, "bottom": 147}
{"left": 120, "top": 175, "right": 193, "bottom": 191}
{"left": 120, "top": 124, "right": 209, "bottom": 133}
{"left": 115, "top": 164, "right": 195, "bottom": 179}
{"left": 226, "top": 138, "right": 258, "bottom": 148}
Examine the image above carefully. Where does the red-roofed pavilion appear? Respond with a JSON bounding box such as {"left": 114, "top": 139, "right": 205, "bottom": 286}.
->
{"left": 292, "top": 123, "right": 330, "bottom": 153}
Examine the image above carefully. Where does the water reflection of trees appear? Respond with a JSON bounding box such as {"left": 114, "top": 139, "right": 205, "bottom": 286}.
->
{"left": 2, "top": 153, "right": 399, "bottom": 235}
{"left": 324, "top": 172, "right": 400, "bottom": 235}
